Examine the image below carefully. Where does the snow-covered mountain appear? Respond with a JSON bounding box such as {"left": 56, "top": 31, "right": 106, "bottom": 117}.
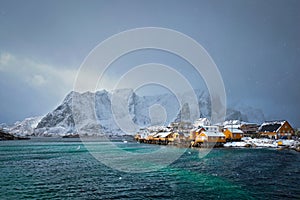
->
{"left": 34, "top": 91, "right": 76, "bottom": 136}
{"left": 8, "top": 116, "right": 42, "bottom": 136}
{"left": 0, "top": 123, "right": 8, "bottom": 130}
{"left": 2, "top": 89, "right": 264, "bottom": 136}
{"left": 34, "top": 89, "right": 184, "bottom": 136}
{"left": 30, "top": 89, "right": 264, "bottom": 136}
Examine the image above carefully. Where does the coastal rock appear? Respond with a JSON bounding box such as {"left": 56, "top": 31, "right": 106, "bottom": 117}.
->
{"left": 0, "top": 129, "right": 30, "bottom": 140}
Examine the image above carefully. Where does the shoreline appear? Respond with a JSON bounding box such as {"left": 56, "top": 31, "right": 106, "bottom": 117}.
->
{"left": 1, "top": 135, "right": 299, "bottom": 152}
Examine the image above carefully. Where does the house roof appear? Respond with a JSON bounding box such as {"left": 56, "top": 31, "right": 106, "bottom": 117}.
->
{"left": 225, "top": 128, "right": 244, "bottom": 134}
{"left": 258, "top": 120, "right": 286, "bottom": 132}
{"left": 222, "top": 120, "right": 242, "bottom": 126}
{"left": 224, "top": 124, "right": 241, "bottom": 129}
{"left": 203, "top": 131, "right": 225, "bottom": 137}
{"left": 195, "top": 127, "right": 205, "bottom": 132}
{"left": 147, "top": 126, "right": 170, "bottom": 132}
{"left": 155, "top": 131, "right": 172, "bottom": 138}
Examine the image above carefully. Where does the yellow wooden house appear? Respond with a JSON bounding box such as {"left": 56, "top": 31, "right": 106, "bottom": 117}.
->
{"left": 192, "top": 131, "right": 226, "bottom": 147}
{"left": 189, "top": 127, "right": 206, "bottom": 141}
{"left": 223, "top": 128, "right": 244, "bottom": 141}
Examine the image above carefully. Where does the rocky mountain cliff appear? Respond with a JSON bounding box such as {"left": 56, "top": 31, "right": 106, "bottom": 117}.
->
{"left": 8, "top": 116, "right": 42, "bottom": 136}
{"left": 31, "top": 89, "right": 264, "bottom": 136}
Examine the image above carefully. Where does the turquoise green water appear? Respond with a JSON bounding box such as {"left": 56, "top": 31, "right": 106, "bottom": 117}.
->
{"left": 0, "top": 138, "right": 299, "bottom": 199}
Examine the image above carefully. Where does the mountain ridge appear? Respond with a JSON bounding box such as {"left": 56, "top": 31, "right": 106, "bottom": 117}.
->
{"left": 4, "top": 89, "right": 265, "bottom": 136}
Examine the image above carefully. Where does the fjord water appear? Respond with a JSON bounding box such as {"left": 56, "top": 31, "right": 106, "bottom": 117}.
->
{"left": 0, "top": 138, "right": 299, "bottom": 200}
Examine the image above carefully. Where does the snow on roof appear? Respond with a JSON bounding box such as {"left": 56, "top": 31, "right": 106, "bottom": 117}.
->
{"left": 147, "top": 126, "right": 170, "bottom": 132}
{"left": 259, "top": 120, "right": 286, "bottom": 132}
{"left": 222, "top": 120, "right": 242, "bottom": 126}
{"left": 148, "top": 132, "right": 158, "bottom": 137}
{"left": 225, "top": 128, "right": 244, "bottom": 134}
{"left": 241, "top": 122, "right": 259, "bottom": 126}
{"left": 217, "top": 121, "right": 259, "bottom": 128}
{"left": 204, "top": 131, "right": 225, "bottom": 137}
{"left": 260, "top": 120, "right": 286, "bottom": 126}
{"left": 156, "top": 131, "right": 172, "bottom": 138}
{"left": 224, "top": 124, "right": 241, "bottom": 129}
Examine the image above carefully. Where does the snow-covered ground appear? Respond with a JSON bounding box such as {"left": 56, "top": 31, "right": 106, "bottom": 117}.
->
{"left": 224, "top": 137, "right": 300, "bottom": 149}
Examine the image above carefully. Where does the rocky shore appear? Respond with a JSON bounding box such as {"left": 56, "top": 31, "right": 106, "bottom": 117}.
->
{"left": 0, "top": 129, "right": 30, "bottom": 140}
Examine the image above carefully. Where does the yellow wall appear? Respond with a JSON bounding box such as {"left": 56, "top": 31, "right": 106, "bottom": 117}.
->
{"left": 223, "top": 129, "right": 243, "bottom": 140}
{"left": 232, "top": 133, "right": 243, "bottom": 140}
{"left": 195, "top": 132, "right": 225, "bottom": 143}
{"left": 223, "top": 129, "right": 232, "bottom": 140}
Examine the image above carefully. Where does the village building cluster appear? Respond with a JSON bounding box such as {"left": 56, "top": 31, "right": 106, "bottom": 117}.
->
{"left": 134, "top": 118, "right": 297, "bottom": 148}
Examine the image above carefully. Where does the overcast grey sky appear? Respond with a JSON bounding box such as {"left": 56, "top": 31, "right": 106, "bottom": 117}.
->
{"left": 0, "top": 0, "right": 299, "bottom": 127}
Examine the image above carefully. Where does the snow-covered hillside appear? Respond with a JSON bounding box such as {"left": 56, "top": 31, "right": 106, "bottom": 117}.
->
{"left": 5, "top": 89, "right": 265, "bottom": 136}
{"left": 8, "top": 116, "right": 42, "bottom": 136}
{"left": 34, "top": 89, "right": 184, "bottom": 136}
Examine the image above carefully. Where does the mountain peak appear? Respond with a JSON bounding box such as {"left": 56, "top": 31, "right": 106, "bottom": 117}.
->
{"left": 17, "top": 89, "right": 265, "bottom": 136}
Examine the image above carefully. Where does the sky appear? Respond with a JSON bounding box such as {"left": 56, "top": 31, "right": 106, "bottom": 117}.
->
{"left": 0, "top": 0, "right": 299, "bottom": 127}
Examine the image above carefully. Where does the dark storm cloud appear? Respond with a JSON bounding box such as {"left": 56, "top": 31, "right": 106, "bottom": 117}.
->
{"left": 0, "top": 0, "right": 299, "bottom": 126}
